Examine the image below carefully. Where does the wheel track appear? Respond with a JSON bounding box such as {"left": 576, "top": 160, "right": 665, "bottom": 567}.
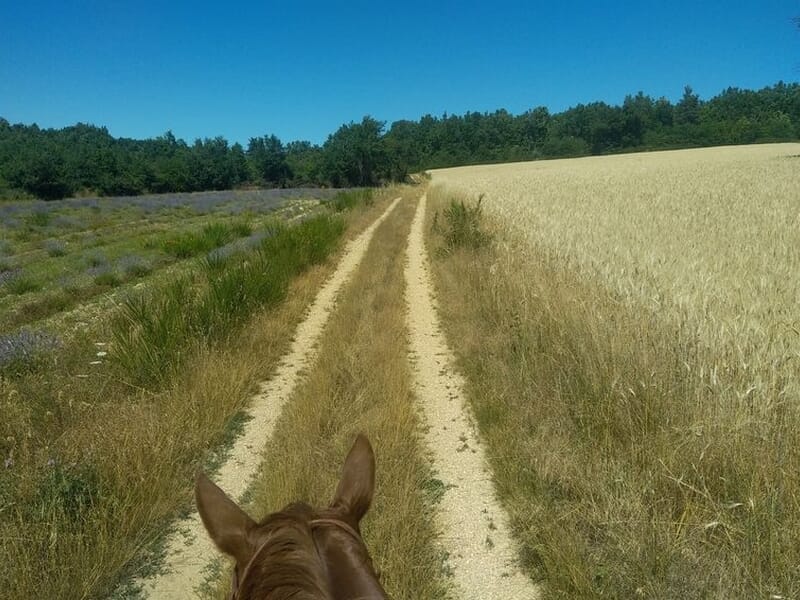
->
{"left": 404, "top": 193, "right": 539, "bottom": 599}
{"left": 132, "top": 196, "right": 403, "bottom": 599}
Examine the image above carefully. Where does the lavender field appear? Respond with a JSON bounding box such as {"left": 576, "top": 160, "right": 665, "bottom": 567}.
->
{"left": 0, "top": 188, "right": 339, "bottom": 342}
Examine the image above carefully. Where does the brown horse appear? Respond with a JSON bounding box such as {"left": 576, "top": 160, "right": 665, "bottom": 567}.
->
{"left": 196, "top": 434, "right": 388, "bottom": 600}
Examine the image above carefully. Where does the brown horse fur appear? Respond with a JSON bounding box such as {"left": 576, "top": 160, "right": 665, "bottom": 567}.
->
{"left": 196, "top": 434, "right": 388, "bottom": 600}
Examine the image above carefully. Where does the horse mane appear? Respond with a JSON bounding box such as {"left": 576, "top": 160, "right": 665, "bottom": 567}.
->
{"left": 239, "top": 503, "right": 332, "bottom": 600}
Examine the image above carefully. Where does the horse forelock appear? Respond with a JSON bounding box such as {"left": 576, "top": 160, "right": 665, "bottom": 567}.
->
{"left": 238, "top": 503, "right": 333, "bottom": 600}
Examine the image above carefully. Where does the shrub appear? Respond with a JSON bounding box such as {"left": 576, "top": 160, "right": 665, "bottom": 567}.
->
{"left": 432, "top": 194, "right": 492, "bottom": 254}
{"left": 117, "top": 255, "right": 152, "bottom": 278}
{"left": 89, "top": 265, "right": 121, "bottom": 288}
{"left": 43, "top": 239, "right": 67, "bottom": 257}
{"left": 85, "top": 251, "right": 108, "bottom": 268}
{"left": 0, "top": 329, "right": 60, "bottom": 375}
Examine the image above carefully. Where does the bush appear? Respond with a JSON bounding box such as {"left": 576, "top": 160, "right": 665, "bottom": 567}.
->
{"left": 85, "top": 252, "right": 108, "bottom": 268}
{"left": 92, "top": 268, "right": 121, "bottom": 288}
{"left": 43, "top": 239, "right": 67, "bottom": 257}
{"left": 433, "top": 194, "right": 492, "bottom": 254}
{"left": 117, "top": 255, "right": 152, "bottom": 278}
{"left": 0, "top": 329, "right": 60, "bottom": 375}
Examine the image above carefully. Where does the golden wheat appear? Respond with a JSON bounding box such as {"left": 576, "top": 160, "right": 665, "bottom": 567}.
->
{"left": 432, "top": 143, "right": 800, "bottom": 403}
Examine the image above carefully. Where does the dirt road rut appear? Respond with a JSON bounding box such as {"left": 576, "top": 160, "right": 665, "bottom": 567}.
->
{"left": 405, "top": 193, "right": 539, "bottom": 600}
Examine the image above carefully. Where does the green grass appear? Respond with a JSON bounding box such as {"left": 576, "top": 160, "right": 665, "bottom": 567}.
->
{"left": 5, "top": 274, "right": 42, "bottom": 295}
{"left": 112, "top": 214, "right": 346, "bottom": 387}
{"left": 330, "top": 188, "right": 375, "bottom": 212}
{"left": 431, "top": 193, "right": 491, "bottom": 254}
{"left": 0, "top": 192, "right": 381, "bottom": 599}
{"left": 162, "top": 221, "right": 251, "bottom": 258}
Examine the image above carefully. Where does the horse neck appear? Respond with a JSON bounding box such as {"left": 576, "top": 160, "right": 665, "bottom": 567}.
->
{"left": 317, "top": 540, "right": 387, "bottom": 600}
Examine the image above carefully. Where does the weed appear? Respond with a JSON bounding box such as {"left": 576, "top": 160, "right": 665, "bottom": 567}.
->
{"left": 19, "top": 292, "right": 72, "bottom": 321}
{"left": 111, "top": 278, "right": 193, "bottom": 385}
{"left": 432, "top": 194, "right": 491, "bottom": 254}
{"left": 200, "top": 222, "right": 234, "bottom": 249}
{"left": 229, "top": 220, "right": 252, "bottom": 238}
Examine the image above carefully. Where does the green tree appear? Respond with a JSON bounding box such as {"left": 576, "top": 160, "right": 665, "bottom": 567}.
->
{"left": 674, "top": 85, "right": 701, "bottom": 125}
{"left": 247, "top": 135, "right": 290, "bottom": 186}
{"left": 322, "top": 116, "right": 387, "bottom": 186}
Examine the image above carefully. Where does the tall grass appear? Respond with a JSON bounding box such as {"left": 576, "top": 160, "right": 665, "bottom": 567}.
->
{"left": 431, "top": 193, "right": 491, "bottom": 254}
{"left": 113, "top": 215, "right": 345, "bottom": 386}
{"left": 162, "top": 220, "right": 252, "bottom": 258}
{"left": 0, "top": 194, "right": 387, "bottom": 599}
{"left": 330, "top": 188, "right": 375, "bottom": 212}
{"left": 426, "top": 185, "right": 800, "bottom": 598}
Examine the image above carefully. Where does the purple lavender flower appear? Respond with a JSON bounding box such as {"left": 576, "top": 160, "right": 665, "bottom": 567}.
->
{"left": 0, "top": 267, "right": 22, "bottom": 286}
{"left": 0, "top": 329, "right": 61, "bottom": 373}
{"left": 43, "top": 239, "right": 68, "bottom": 256}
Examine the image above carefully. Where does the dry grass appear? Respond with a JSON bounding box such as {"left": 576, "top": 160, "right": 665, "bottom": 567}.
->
{"left": 0, "top": 193, "right": 394, "bottom": 598}
{"left": 215, "top": 189, "right": 450, "bottom": 599}
{"left": 425, "top": 144, "right": 800, "bottom": 599}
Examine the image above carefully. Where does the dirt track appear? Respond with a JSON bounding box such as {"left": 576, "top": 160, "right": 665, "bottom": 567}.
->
{"left": 405, "top": 194, "right": 539, "bottom": 599}
{"left": 135, "top": 197, "right": 402, "bottom": 599}
{"left": 133, "top": 192, "right": 538, "bottom": 598}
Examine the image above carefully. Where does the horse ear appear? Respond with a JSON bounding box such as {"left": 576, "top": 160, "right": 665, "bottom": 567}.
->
{"left": 195, "top": 472, "right": 256, "bottom": 566}
{"left": 332, "top": 434, "right": 375, "bottom": 522}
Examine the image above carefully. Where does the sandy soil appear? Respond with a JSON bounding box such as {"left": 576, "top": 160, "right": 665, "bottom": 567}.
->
{"left": 404, "top": 194, "right": 539, "bottom": 600}
{"left": 134, "top": 196, "right": 403, "bottom": 599}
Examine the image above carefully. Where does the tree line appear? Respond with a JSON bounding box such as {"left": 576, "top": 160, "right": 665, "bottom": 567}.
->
{"left": 1, "top": 82, "right": 798, "bottom": 200}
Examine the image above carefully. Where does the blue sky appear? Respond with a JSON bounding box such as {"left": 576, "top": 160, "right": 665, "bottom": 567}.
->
{"left": 1, "top": 1, "right": 798, "bottom": 145}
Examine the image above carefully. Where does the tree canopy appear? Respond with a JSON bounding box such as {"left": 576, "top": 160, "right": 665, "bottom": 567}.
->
{"left": 1, "top": 81, "right": 798, "bottom": 200}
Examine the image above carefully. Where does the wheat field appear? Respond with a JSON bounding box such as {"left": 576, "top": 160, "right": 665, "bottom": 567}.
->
{"left": 433, "top": 143, "right": 800, "bottom": 405}
{"left": 427, "top": 143, "right": 800, "bottom": 597}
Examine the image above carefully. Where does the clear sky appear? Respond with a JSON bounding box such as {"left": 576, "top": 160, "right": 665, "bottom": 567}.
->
{"left": 1, "top": 1, "right": 798, "bottom": 146}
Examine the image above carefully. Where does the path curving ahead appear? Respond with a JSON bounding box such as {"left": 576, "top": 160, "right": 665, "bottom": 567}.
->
{"left": 404, "top": 194, "right": 539, "bottom": 600}
{"left": 135, "top": 196, "right": 403, "bottom": 599}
